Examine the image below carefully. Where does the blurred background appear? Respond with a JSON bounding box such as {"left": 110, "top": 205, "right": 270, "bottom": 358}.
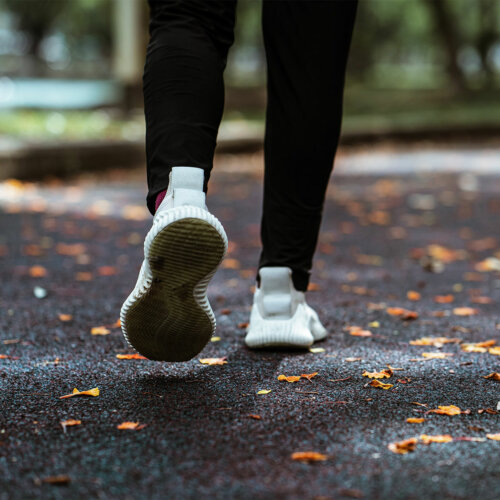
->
{"left": 1, "top": 0, "right": 500, "bottom": 180}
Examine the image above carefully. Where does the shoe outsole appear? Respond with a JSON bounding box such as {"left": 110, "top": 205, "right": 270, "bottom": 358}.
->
{"left": 121, "top": 214, "right": 226, "bottom": 361}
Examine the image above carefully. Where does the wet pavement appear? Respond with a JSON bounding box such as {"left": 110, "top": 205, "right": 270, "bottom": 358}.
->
{"left": 1, "top": 148, "right": 499, "bottom": 500}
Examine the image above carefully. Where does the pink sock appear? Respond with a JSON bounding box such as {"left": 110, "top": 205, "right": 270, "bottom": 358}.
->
{"left": 154, "top": 190, "right": 167, "bottom": 213}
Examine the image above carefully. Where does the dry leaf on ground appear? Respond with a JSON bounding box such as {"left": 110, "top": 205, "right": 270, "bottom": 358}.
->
{"left": 421, "top": 352, "right": 453, "bottom": 359}
{"left": 484, "top": 373, "right": 500, "bottom": 381}
{"left": 388, "top": 437, "right": 418, "bottom": 454}
{"left": 116, "top": 353, "right": 148, "bottom": 360}
{"left": 59, "top": 387, "right": 100, "bottom": 399}
{"left": 369, "top": 380, "right": 393, "bottom": 389}
{"left": 257, "top": 389, "right": 271, "bottom": 395}
{"left": 420, "top": 434, "right": 453, "bottom": 444}
{"left": 486, "top": 433, "right": 500, "bottom": 441}
{"left": 117, "top": 422, "right": 146, "bottom": 430}
{"left": 301, "top": 372, "right": 318, "bottom": 381}
{"left": 362, "top": 369, "right": 392, "bottom": 379}
{"left": 489, "top": 347, "right": 500, "bottom": 356}
{"left": 407, "top": 418, "right": 425, "bottom": 424}
{"left": 386, "top": 307, "right": 419, "bottom": 320}
{"left": 60, "top": 419, "right": 81, "bottom": 429}
{"left": 90, "top": 326, "right": 110, "bottom": 336}
{"left": 199, "top": 357, "right": 227, "bottom": 365}
{"left": 427, "top": 405, "right": 462, "bottom": 416}
{"left": 453, "top": 307, "right": 479, "bottom": 316}
{"left": 291, "top": 451, "right": 328, "bottom": 462}
{"left": 278, "top": 375, "right": 301, "bottom": 383}
{"left": 410, "top": 337, "right": 460, "bottom": 347}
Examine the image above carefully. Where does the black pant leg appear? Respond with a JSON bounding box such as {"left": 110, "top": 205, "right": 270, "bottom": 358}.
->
{"left": 144, "top": 0, "right": 237, "bottom": 214}
{"left": 259, "top": 0, "right": 358, "bottom": 291}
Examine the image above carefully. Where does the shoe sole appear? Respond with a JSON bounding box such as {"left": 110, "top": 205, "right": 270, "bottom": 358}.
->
{"left": 121, "top": 210, "right": 227, "bottom": 361}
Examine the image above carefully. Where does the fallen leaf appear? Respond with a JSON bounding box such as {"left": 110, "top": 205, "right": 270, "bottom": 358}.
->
{"left": 75, "top": 271, "right": 93, "bottom": 281}
{"left": 484, "top": 373, "right": 500, "bottom": 381}
{"left": 58, "top": 314, "right": 73, "bottom": 322}
{"left": 0, "top": 354, "right": 19, "bottom": 360}
{"left": 422, "top": 352, "right": 453, "bottom": 359}
{"left": 98, "top": 266, "right": 117, "bottom": 276}
{"left": 434, "top": 295, "right": 454, "bottom": 304}
{"left": 90, "top": 326, "right": 110, "bottom": 336}
{"left": 420, "top": 434, "right": 453, "bottom": 444}
{"left": 111, "top": 319, "right": 121, "bottom": 328}
{"left": 461, "top": 339, "right": 496, "bottom": 353}
{"left": 412, "top": 402, "right": 428, "bottom": 407}
{"left": 247, "top": 414, "right": 261, "bottom": 420}
{"left": 278, "top": 375, "right": 301, "bottom": 383}
{"left": 348, "top": 326, "right": 373, "bottom": 337}
{"left": 406, "top": 418, "right": 425, "bottom": 424}
{"left": 301, "top": 372, "right": 319, "bottom": 381}
{"left": 489, "top": 347, "right": 500, "bottom": 356}
{"left": 369, "top": 380, "right": 393, "bottom": 389}
{"left": 237, "top": 322, "right": 249, "bottom": 329}
{"left": 386, "top": 307, "right": 418, "bottom": 320}
{"left": 199, "top": 357, "right": 227, "bottom": 365}
{"left": 471, "top": 296, "right": 493, "bottom": 304}
{"left": 454, "top": 436, "right": 486, "bottom": 442}
{"left": 345, "top": 357, "right": 363, "bottom": 362}
{"left": 29, "top": 265, "right": 48, "bottom": 278}
{"left": 116, "top": 353, "right": 148, "bottom": 360}
{"left": 59, "top": 387, "right": 100, "bottom": 399}
{"left": 362, "top": 369, "right": 392, "bottom": 379}
{"left": 291, "top": 451, "right": 328, "bottom": 462}
{"left": 388, "top": 437, "right": 418, "bottom": 454}
{"left": 41, "top": 475, "right": 71, "bottom": 485}
{"left": 117, "top": 421, "right": 146, "bottom": 430}
{"left": 309, "top": 347, "right": 325, "bottom": 353}
{"left": 210, "top": 337, "right": 221, "bottom": 342}
{"left": 427, "top": 405, "right": 462, "bottom": 416}
{"left": 486, "top": 433, "right": 500, "bottom": 441}
{"left": 60, "top": 419, "right": 81, "bottom": 429}
{"left": 410, "top": 337, "right": 460, "bottom": 347}
{"left": 407, "top": 291, "right": 421, "bottom": 301}
{"left": 453, "top": 307, "right": 479, "bottom": 316}
{"left": 257, "top": 389, "right": 271, "bottom": 395}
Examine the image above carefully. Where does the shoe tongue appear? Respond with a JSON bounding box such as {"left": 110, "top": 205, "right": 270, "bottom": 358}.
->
{"left": 259, "top": 267, "right": 293, "bottom": 318}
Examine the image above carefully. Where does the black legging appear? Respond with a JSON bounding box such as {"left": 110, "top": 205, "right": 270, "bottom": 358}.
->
{"left": 144, "top": 0, "right": 358, "bottom": 291}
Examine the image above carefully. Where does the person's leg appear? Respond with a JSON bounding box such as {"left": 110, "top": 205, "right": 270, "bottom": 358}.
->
{"left": 259, "top": 0, "right": 358, "bottom": 291}
{"left": 144, "top": 0, "right": 237, "bottom": 214}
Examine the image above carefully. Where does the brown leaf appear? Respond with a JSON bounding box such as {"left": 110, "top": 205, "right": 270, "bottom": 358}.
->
{"left": 247, "top": 414, "right": 262, "bottom": 420}
{"left": 291, "top": 451, "right": 328, "bottom": 462}
{"left": 59, "top": 387, "right": 100, "bottom": 399}
{"left": 483, "top": 373, "right": 500, "bottom": 381}
{"left": 301, "top": 372, "right": 319, "bottom": 381}
{"left": 388, "top": 437, "right": 418, "bottom": 454}
{"left": 386, "top": 307, "right": 418, "bottom": 320}
{"left": 41, "top": 475, "right": 71, "bottom": 485}
{"left": 406, "top": 418, "right": 425, "bottom": 424}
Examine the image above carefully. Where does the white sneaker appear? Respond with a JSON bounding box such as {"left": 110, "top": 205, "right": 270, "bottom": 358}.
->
{"left": 120, "top": 167, "right": 227, "bottom": 361}
{"left": 245, "top": 267, "right": 327, "bottom": 348}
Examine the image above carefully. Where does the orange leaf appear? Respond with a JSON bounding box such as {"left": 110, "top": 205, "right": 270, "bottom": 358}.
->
{"left": 489, "top": 346, "right": 500, "bottom": 356}
{"left": 362, "top": 369, "right": 392, "bottom": 379}
{"left": 301, "top": 372, "right": 318, "bottom": 381}
{"left": 486, "top": 433, "right": 500, "bottom": 441}
{"left": 116, "top": 353, "right": 148, "bottom": 360}
{"left": 247, "top": 414, "right": 262, "bottom": 420}
{"left": 59, "top": 387, "right": 100, "bottom": 399}
{"left": 111, "top": 318, "right": 121, "bottom": 328}
{"left": 428, "top": 405, "right": 462, "bottom": 416}
{"left": 421, "top": 352, "right": 453, "bottom": 359}
{"left": 471, "top": 296, "right": 493, "bottom": 304}
{"left": 410, "top": 337, "right": 460, "bottom": 347}
{"left": 221, "top": 258, "right": 240, "bottom": 269}
{"left": 60, "top": 419, "right": 81, "bottom": 428}
{"left": 407, "top": 291, "right": 421, "bottom": 301}
{"left": 199, "top": 357, "right": 227, "bottom": 365}
{"left": 388, "top": 437, "right": 418, "bottom": 454}
{"left": 434, "top": 295, "right": 454, "bottom": 304}
{"left": 420, "top": 434, "right": 453, "bottom": 444}
{"left": 369, "top": 380, "right": 393, "bottom": 389}
{"left": 90, "top": 326, "right": 110, "bottom": 336}
{"left": 453, "top": 307, "right": 479, "bottom": 316}
{"left": 278, "top": 375, "right": 301, "bottom": 383}
{"left": 406, "top": 418, "right": 425, "bottom": 424}
{"left": 29, "top": 265, "right": 47, "bottom": 278}
{"left": 484, "top": 372, "right": 500, "bottom": 381}
{"left": 291, "top": 451, "right": 328, "bottom": 462}
{"left": 76, "top": 272, "right": 93, "bottom": 281}
{"left": 117, "top": 421, "right": 146, "bottom": 430}
{"left": 461, "top": 339, "right": 496, "bottom": 353}
{"left": 0, "top": 354, "right": 19, "bottom": 360}
{"left": 58, "top": 314, "right": 73, "bottom": 322}
{"left": 386, "top": 307, "right": 418, "bottom": 320}
{"left": 98, "top": 266, "right": 117, "bottom": 276}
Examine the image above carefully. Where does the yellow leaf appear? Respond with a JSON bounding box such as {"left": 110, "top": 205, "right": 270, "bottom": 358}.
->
{"left": 257, "top": 389, "right": 271, "bottom": 395}
{"left": 428, "top": 405, "right": 462, "bottom": 416}
{"left": 309, "top": 347, "right": 325, "bottom": 353}
{"left": 368, "top": 321, "right": 380, "bottom": 328}
{"left": 117, "top": 421, "right": 146, "bottom": 430}
{"left": 388, "top": 437, "right": 418, "bottom": 454}
{"left": 420, "top": 434, "right": 453, "bottom": 444}
{"left": 301, "top": 372, "right": 319, "bottom": 381}
{"left": 199, "top": 357, "right": 227, "bottom": 365}
{"left": 486, "top": 433, "right": 500, "bottom": 441}
{"left": 90, "top": 326, "right": 110, "bottom": 336}
{"left": 422, "top": 352, "right": 453, "bottom": 359}
{"left": 291, "top": 451, "right": 328, "bottom": 462}
{"left": 278, "top": 375, "right": 301, "bottom": 383}
{"left": 59, "top": 387, "right": 99, "bottom": 399}
{"left": 362, "top": 369, "right": 392, "bottom": 379}
{"left": 210, "top": 337, "right": 221, "bottom": 342}
{"left": 453, "top": 307, "right": 479, "bottom": 316}
{"left": 369, "top": 380, "right": 393, "bottom": 389}
{"left": 406, "top": 418, "right": 425, "bottom": 424}
{"left": 410, "top": 337, "right": 460, "bottom": 347}
{"left": 489, "top": 347, "right": 500, "bottom": 356}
